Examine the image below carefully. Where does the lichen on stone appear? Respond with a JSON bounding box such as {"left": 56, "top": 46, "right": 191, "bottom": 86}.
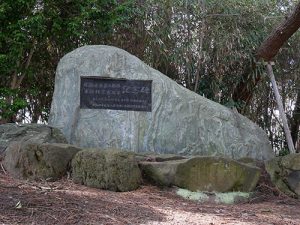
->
{"left": 176, "top": 188, "right": 209, "bottom": 201}
{"left": 176, "top": 188, "right": 250, "bottom": 204}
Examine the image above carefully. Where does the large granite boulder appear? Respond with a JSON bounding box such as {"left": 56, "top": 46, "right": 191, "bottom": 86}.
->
{"left": 265, "top": 154, "right": 300, "bottom": 197}
{"left": 71, "top": 149, "right": 141, "bottom": 192}
{"left": 0, "top": 123, "right": 67, "bottom": 155}
{"left": 139, "top": 156, "right": 261, "bottom": 192}
{"left": 49, "top": 45, "right": 273, "bottom": 160}
{"left": 3, "top": 142, "right": 81, "bottom": 181}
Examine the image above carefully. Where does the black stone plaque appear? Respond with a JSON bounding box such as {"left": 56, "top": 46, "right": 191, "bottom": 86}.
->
{"left": 80, "top": 77, "right": 152, "bottom": 112}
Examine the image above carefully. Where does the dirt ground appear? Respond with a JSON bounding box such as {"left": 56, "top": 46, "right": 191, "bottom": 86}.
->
{"left": 1, "top": 163, "right": 300, "bottom": 225}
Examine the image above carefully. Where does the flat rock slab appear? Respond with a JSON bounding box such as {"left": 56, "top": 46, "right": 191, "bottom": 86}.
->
{"left": 71, "top": 149, "right": 142, "bottom": 192}
{"left": 3, "top": 142, "right": 81, "bottom": 181}
{"left": 49, "top": 45, "right": 273, "bottom": 160}
{"left": 135, "top": 153, "right": 186, "bottom": 162}
{"left": 0, "top": 123, "right": 67, "bottom": 155}
{"left": 139, "top": 156, "right": 261, "bottom": 192}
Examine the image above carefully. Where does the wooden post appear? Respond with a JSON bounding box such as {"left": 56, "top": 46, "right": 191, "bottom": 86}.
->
{"left": 266, "top": 62, "right": 295, "bottom": 153}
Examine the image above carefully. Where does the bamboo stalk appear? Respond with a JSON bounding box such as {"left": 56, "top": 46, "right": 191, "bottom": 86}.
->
{"left": 266, "top": 63, "right": 295, "bottom": 153}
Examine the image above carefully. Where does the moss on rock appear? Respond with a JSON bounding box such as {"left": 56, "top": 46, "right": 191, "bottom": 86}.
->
{"left": 265, "top": 154, "right": 300, "bottom": 197}
{"left": 174, "top": 157, "right": 261, "bottom": 192}
{"left": 71, "top": 149, "right": 141, "bottom": 192}
{"left": 281, "top": 153, "right": 300, "bottom": 170}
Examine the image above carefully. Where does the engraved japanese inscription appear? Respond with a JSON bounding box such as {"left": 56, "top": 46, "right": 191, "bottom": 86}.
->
{"left": 80, "top": 77, "right": 152, "bottom": 111}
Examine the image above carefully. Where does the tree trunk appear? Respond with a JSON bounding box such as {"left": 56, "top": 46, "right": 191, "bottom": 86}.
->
{"left": 290, "top": 89, "right": 300, "bottom": 152}
{"left": 1, "top": 44, "right": 35, "bottom": 124}
{"left": 232, "top": 63, "right": 260, "bottom": 113}
{"left": 194, "top": 0, "right": 206, "bottom": 93}
{"left": 256, "top": 2, "right": 300, "bottom": 61}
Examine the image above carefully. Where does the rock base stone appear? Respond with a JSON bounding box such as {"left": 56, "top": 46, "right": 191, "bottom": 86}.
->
{"left": 139, "top": 156, "right": 261, "bottom": 192}
{"left": 265, "top": 153, "right": 300, "bottom": 197}
{"left": 0, "top": 123, "right": 67, "bottom": 155}
{"left": 4, "top": 142, "right": 81, "bottom": 181}
{"left": 71, "top": 149, "right": 142, "bottom": 192}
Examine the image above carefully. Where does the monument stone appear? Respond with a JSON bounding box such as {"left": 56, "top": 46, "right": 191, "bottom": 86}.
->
{"left": 49, "top": 45, "right": 274, "bottom": 160}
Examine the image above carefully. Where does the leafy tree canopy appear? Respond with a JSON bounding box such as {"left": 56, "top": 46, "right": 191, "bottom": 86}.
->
{"left": 0, "top": 0, "right": 134, "bottom": 123}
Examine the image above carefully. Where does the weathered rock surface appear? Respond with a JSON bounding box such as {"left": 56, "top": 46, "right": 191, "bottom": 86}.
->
{"left": 71, "top": 149, "right": 141, "bottom": 192}
{"left": 265, "top": 154, "right": 300, "bottom": 197}
{"left": 3, "top": 142, "right": 81, "bottom": 181}
{"left": 139, "top": 156, "right": 261, "bottom": 192}
{"left": 49, "top": 45, "right": 273, "bottom": 160}
{"left": 0, "top": 123, "right": 67, "bottom": 155}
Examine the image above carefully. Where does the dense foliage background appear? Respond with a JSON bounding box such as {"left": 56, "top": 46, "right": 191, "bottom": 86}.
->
{"left": 1, "top": 0, "right": 300, "bottom": 153}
